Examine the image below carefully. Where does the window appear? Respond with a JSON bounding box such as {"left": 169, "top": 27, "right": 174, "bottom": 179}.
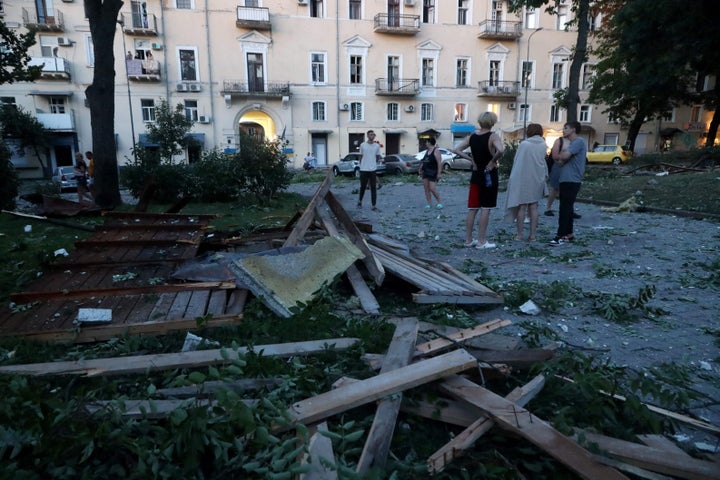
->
{"left": 525, "top": 7, "right": 538, "bottom": 29}
{"left": 589, "top": 12, "right": 601, "bottom": 31}
{"left": 491, "top": 0, "right": 503, "bottom": 28}
{"left": 421, "top": 58, "right": 434, "bottom": 87}
{"left": 387, "top": 103, "right": 399, "bottom": 121}
{"left": 581, "top": 64, "right": 595, "bottom": 90}
{"left": 49, "top": 97, "right": 65, "bottom": 114}
{"left": 557, "top": 4, "right": 569, "bottom": 30}
{"left": 521, "top": 61, "right": 532, "bottom": 88}
{"left": 311, "top": 52, "right": 326, "bottom": 84}
{"left": 423, "top": 0, "right": 436, "bottom": 24}
{"left": 550, "top": 104, "right": 561, "bottom": 123}
{"left": 387, "top": 55, "right": 400, "bottom": 89}
{"left": 1, "top": 97, "right": 17, "bottom": 108}
{"left": 662, "top": 109, "right": 675, "bottom": 122}
{"left": 421, "top": 103, "right": 433, "bottom": 122}
{"left": 39, "top": 35, "right": 58, "bottom": 57}
{"left": 552, "top": 63, "right": 564, "bottom": 89}
{"left": 349, "top": 0, "right": 361, "bottom": 19}
{"left": 579, "top": 104, "right": 591, "bottom": 122}
{"left": 520, "top": 103, "right": 530, "bottom": 123}
{"left": 184, "top": 100, "right": 198, "bottom": 122}
{"left": 84, "top": 33, "right": 94, "bottom": 67}
{"left": 454, "top": 103, "right": 467, "bottom": 122}
{"left": 178, "top": 48, "right": 198, "bottom": 81}
{"left": 244, "top": 0, "right": 259, "bottom": 6}
{"left": 608, "top": 112, "right": 621, "bottom": 124}
{"left": 489, "top": 60, "right": 500, "bottom": 87}
{"left": 310, "top": 0, "right": 323, "bottom": 18}
{"left": 690, "top": 105, "right": 701, "bottom": 122}
{"left": 350, "top": 55, "right": 363, "bottom": 84}
{"left": 457, "top": 0, "right": 469, "bottom": 25}
{"left": 456, "top": 58, "right": 469, "bottom": 87}
{"left": 141, "top": 99, "right": 156, "bottom": 122}
{"left": 176, "top": 0, "right": 193, "bottom": 9}
{"left": 312, "top": 101, "right": 326, "bottom": 121}
{"left": 350, "top": 102, "right": 363, "bottom": 121}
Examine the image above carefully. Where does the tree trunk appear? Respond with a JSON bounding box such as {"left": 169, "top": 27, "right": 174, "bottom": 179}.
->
{"left": 566, "top": 0, "right": 590, "bottom": 123}
{"left": 625, "top": 111, "right": 645, "bottom": 152}
{"left": 84, "top": 0, "right": 123, "bottom": 209}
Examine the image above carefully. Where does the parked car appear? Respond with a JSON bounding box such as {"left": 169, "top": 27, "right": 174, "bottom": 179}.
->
{"left": 332, "top": 153, "right": 386, "bottom": 177}
{"left": 415, "top": 148, "right": 473, "bottom": 171}
{"left": 586, "top": 144, "right": 632, "bottom": 165}
{"left": 51, "top": 166, "right": 78, "bottom": 191}
{"left": 383, "top": 154, "right": 422, "bottom": 174}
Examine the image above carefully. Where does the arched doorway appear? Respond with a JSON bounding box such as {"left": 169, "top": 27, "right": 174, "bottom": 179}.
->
{"left": 238, "top": 110, "right": 277, "bottom": 143}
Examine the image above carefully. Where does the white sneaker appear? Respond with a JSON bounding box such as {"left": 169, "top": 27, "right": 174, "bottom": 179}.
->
{"left": 463, "top": 240, "right": 478, "bottom": 248}
{"left": 476, "top": 241, "right": 497, "bottom": 249}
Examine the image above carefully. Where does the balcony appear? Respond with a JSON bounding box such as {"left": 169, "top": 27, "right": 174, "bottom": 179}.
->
{"left": 373, "top": 13, "right": 420, "bottom": 35}
{"left": 125, "top": 59, "right": 161, "bottom": 82}
{"left": 236, "top": 6, "right": 270, "bottom": 30}
{"left": 221, "top": 81, "right": 290, "bottom": 98}
{"left": 375, "top": 78, "right": 420, "bottom": 96}
{"left": 29, "top": 57, "right": 71, "bottom": 80}
{"left": 477, "top": 81, "right": 520, "bottom": 97}
{"left": 685, "top": 121, "right": 705, "bottom": 131}
{"left": 22, "top": 7, "right": 64, "bottom": 32}
{"left": 120, "top": 12, "right": 158, "bottom": 36}
{"left": 37, "top": 111, "right": 75, "bottom": 131}
{"left": 477, "top": 20, "right": 522, "bottom": 40}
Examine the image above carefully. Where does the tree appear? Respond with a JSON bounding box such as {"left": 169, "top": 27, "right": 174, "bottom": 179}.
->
{"left": 510, "top": 0, "right": 592, "bottom": 123}
{"left": 0, "top": 20, "right": 42, "bottom": 84}
{"left": 84, "top": 0, "right": 124, "bottom": 209}
{"left": 144, "top": 100, "right": 195, "bottom": 164}
{"left": 0, "top": 105, "right": 52, "bottom": 177}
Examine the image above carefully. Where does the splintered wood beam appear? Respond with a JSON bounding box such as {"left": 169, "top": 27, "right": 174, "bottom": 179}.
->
{"left": 414, "top": 319, "right": 512, "bottom": 357}
{"left": 283, "top": 170, "right": 334, "bottom": 247}
{"left": 439, "top": 375, "right": 629, "bottom": 480}
{"left": 427, "top": 374, "right": 546, "bottom": 474}
{"left": 299, "top": 422, "right": 338, "bottom": 480}
{"left": 101, "top": 211, "right": 219, "bottom": 220}
{"left": 283, "top": 349, "right": 477, "bottom": 431}
{"left": 0, "top": 338, "right": 359, "bottom": 377}
{"left": 356, "top": 318, "right": 419, "bottom": 475}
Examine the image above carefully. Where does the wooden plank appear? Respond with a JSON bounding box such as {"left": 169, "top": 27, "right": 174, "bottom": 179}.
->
{"left": 284, "top": 349, "right": 478, "bottom": 430}
{"left": 10, "top": 281, "right": 236, "bottom": 304}
{"left": 225, "top": 289, "right": 248, "bottom": 315}
{"left": 300, "top": 422, "right": 338, "bottom": 480}
{"left": 167, "top": 291, "right": 193, "bottom": 319}
{"left": 206, "top": 290, "right": 228, "bottom": 315}
{"left": 75, "top": 237, "right": 201, "bottom": 248}
{"left": 157, "top": 378, "right": 282, "bottom": 398}
{"left": 323, "top": 190, "right": 385, "bottom": 285}
{"left": 0, "top": 338, "right": 359, "bottom": 376}
{"left": 400, "top": 397, "right": 484, "bottom": 427}
{"left": 637, "top": 435, "right": 692, "bottom": 458}
{"left": 595, "top": 456, "right": 676, "bottom": 480}
{"left": 412, "top": 292, "right": 504, "bottom": 305}
{"left": 414, "top": 319, "right": 512, "bottom": 357}
{"left": 148, "top": 292, "right": 177, "bottom": 323}
{"left": 439, "top": 375, "right": 629, "bottom": 480}
{"left": 415, "top": 321, "right": 520, "bottom": 350}
{"left": 283, "top": 171, "right": 334, "bottom": 247}
{"left": 102, "top": 211, "right": 218, "bottom": 220}
{"left": 314, "top": 206, "right": 380, "bottom": 315}
{"left": 356, "top": 318, "right": 419, "bottom": 475}
{"left": 578, "top": 431, "right": 720, "bottom": 480}
{"left": 85, "top": 398, "right": 255, "bottom": 418}
{"left": 467, "top": 347, "right": 555, "bottom": 369}
{"left": 427, "top": 374, "right": 546, "bottom": 474}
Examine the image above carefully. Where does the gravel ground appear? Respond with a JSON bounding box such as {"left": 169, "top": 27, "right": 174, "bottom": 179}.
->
{"left": 290, "top": 171, "right": 720, "bottom": 445}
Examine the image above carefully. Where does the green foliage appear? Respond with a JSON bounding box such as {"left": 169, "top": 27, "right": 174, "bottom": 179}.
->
{"left": 0, "top": 142, "right": 18, "bottom": 210}
{"left": 0, "top": 22, "right": 42, "bottom": 84}
{"left": 590, "top": 285, "right": 665, "bottom": 322}
{"left": 0, "top": 105, "right": 51, "bottom": 176}
{"left": 498, "top": 140, "right": 518, "bottom": 178}
{"left": 144, "top": 99, "right": 195, "bottom": 164}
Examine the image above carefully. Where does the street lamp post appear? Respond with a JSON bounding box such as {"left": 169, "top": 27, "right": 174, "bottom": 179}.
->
{"left": 117, "top": 19, "right": 137, "bottom": 161}
{"left": 523, "top": 27, "right": 543, "bottom": 137}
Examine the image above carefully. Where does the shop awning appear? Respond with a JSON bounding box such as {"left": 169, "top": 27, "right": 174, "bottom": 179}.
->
{"left": 418, "top": 128, "right": 441, "bottom": 138}
{"left": 308, "top": 129, "right": 333, "bottom": 134}
{"left": 501, "top": 125, "right": 524, "bottom": 133}
{"left": 450, "top": 123, "right": 476, "bottom": 133}
{"left": 137, "top": 134, "right": 159, "bottom": 147}
{"left": 184, "top": 133, "right": 205, "bottom": 146}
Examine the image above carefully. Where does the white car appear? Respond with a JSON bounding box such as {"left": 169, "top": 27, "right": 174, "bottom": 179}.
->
{"left": 415, "top": 148, "right": 472, "bottom": 171}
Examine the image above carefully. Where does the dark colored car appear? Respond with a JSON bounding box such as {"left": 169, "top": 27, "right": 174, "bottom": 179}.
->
{"left": 383, "top": 154, "right": 422, "bottom": 174}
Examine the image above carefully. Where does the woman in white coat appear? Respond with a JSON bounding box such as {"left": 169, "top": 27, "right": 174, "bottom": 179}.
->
{"left": 503, "top": 123, "right": 548, "bottom": 241}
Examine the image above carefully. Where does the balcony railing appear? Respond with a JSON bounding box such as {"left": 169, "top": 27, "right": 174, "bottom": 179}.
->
{"left": 222, "top": 81, "right": 290, "bottom": 97}
{"left": 120, "top": 12, "right": 158, "bottom": 36}
{"left": 375, "top": 78, "right": 420, "bottom": 96}
{"left": 236, "top": 6, "right": 271, "bottom": 30}
{"left": 29, "top": 56, "right": 71, "bottom": 79}
{"left": 22, "top": 7, "right": 64, "bottom": 31}
{"left": 477, "top": 20, "right": 522, "bottom": 40}
{"left": 477, "top": 81, "right": 520, "bottom": 97}
{"left": 685, "top": 121, "right": 705, "bottom": 131}
{"left": 373, "top": 13, "right": 420, "bottom": 35}
{"left": 125, "top": 59, "right": 161, "bottom": 81}
{"left": 37, "top": 111, "right": 75, "bottom": 131}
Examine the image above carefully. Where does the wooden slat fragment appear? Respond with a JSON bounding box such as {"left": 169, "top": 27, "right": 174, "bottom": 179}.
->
{"left": 283, "top": 171, "right": 334, "bottom": 247}
{"left": 0, "top": 338, "right": 359, "bottom": 377}
{"left": 439, "top": 375, "right": 629, "bottom": 480}
{"left": 637, "top": 435, "right": 692, "bottom": 457}
{"left": 414, "top": 319, "right": 512, "bottom": 356}
{"left": 356, "top": 318, "right": 419, "bottom": 474}
{"left": 300, "top": 422, "right": 338, "bottom": 480}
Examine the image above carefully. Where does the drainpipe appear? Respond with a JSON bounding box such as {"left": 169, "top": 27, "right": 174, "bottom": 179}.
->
{"left": 335, "top": 0, "right": 340, "bottom": 157}
{"left": 158, "top": 1, "right": 169, "bottom": 102}
{"left": 205, "top": 0, "right": 216, "bottom": 143}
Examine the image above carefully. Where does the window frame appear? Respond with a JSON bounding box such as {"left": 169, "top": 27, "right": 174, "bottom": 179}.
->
{"left": 177, "top": 47, "right": 199, "bottom": 82}
{"left": 349, "top": 54, "right": 363, "bottom": 85}
{"left": 457, "top": 0, "right": 469, "bottom": 25}
{"left": 49, "top": 97, "right": 66, "bottom": 114}
{"left": 175, "top": 0, "right": 194, "bottom": 9}
{"left": 550, "top": 104, "right": 561, "bottom": 123}
{"left": 310, "top": 52, "right": 327, "bottom": 85}
{"left": 579, "top": 104, "right": 592, "bottom": 123}
{"left": 184, "top": 99, "right": 198, "bottom": 122}
{"left": 350, "top": 102, "right": 363, "bottom": 121}
{"left": 141, "top": 98, "right": 156, "bottom": 123}
{"left": 349, "top": 0, "right": 361, "bottom": 20}
{"left": 454, "top": 103, "right": 468, "bottom": 122}
{"left": 581, "top": 63, "right": 595, "bottom": 90}
{"left": 420, "top": 103, "right": 434, "bottom": 122}
{"left": 421, "top": 57, "right": 435, "bottom": 87}
{"left": 552, "top": 62, "right": 565, "bottom": 89}
{"left": 312, "top": 101, "right": 327, "bottom": 121}
{"left": 456, "top": 57, "right": 470, "bottom": 87}
{"left": 386, "top": 102, "right": 399, "bottom": 121}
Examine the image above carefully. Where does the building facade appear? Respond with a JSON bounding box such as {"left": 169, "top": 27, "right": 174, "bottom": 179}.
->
{"left": 0, "top": 0, "right": 713, "bottom": 178}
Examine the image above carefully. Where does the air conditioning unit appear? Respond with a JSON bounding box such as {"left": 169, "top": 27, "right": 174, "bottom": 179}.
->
{"left": 188, "top": 83, "right": 201, "bottom": 92}
{"left": 198, "top": 115, "right": 210, "bottom": 124}
{"left": 405, "top": 105, "right": 415, "bottom": 113}
{"left": 404, "top": 0, "right": 415, "bottom": 5}
{"left": 57, "top": 37, "right": 73, "bottom": 46}
{"left": 298, "top": 0, "right": 307, "bottom": 4}
{"left": 508, "top": 102, "right": 517, "bottom": 110}
{"left": 151, "top": 42, "right": 162, "bottom": 50}
{"left": 176, "top": 83, "right": 188, "bottom": 92}
{"left": 339, "top": 103, "right": 350, "bottom": 111}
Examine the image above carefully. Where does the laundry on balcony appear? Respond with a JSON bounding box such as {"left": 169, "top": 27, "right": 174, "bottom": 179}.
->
{"left": 126, "top": 59, "right": 160, "bottom": 76}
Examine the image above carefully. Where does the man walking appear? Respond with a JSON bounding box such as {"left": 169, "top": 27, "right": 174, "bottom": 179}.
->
{"left": 357, "top": 130, "right": 382, "bottom": 211}
{"left": 550, "top": 121, "right": 586, "bottom": 246}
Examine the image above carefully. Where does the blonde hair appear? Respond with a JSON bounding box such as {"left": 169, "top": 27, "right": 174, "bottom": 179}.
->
{"left": 477, "top": 111, "right": 498, "bottom": 129}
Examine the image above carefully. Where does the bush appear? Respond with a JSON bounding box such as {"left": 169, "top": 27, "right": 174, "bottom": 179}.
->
{"left": 0, "top": 142, "right": 18, "bottom": 210}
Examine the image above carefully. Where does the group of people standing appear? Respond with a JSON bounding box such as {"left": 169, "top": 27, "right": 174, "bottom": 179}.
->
{"left": 354, "top": 113, "right": 587, "bottom": 249}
